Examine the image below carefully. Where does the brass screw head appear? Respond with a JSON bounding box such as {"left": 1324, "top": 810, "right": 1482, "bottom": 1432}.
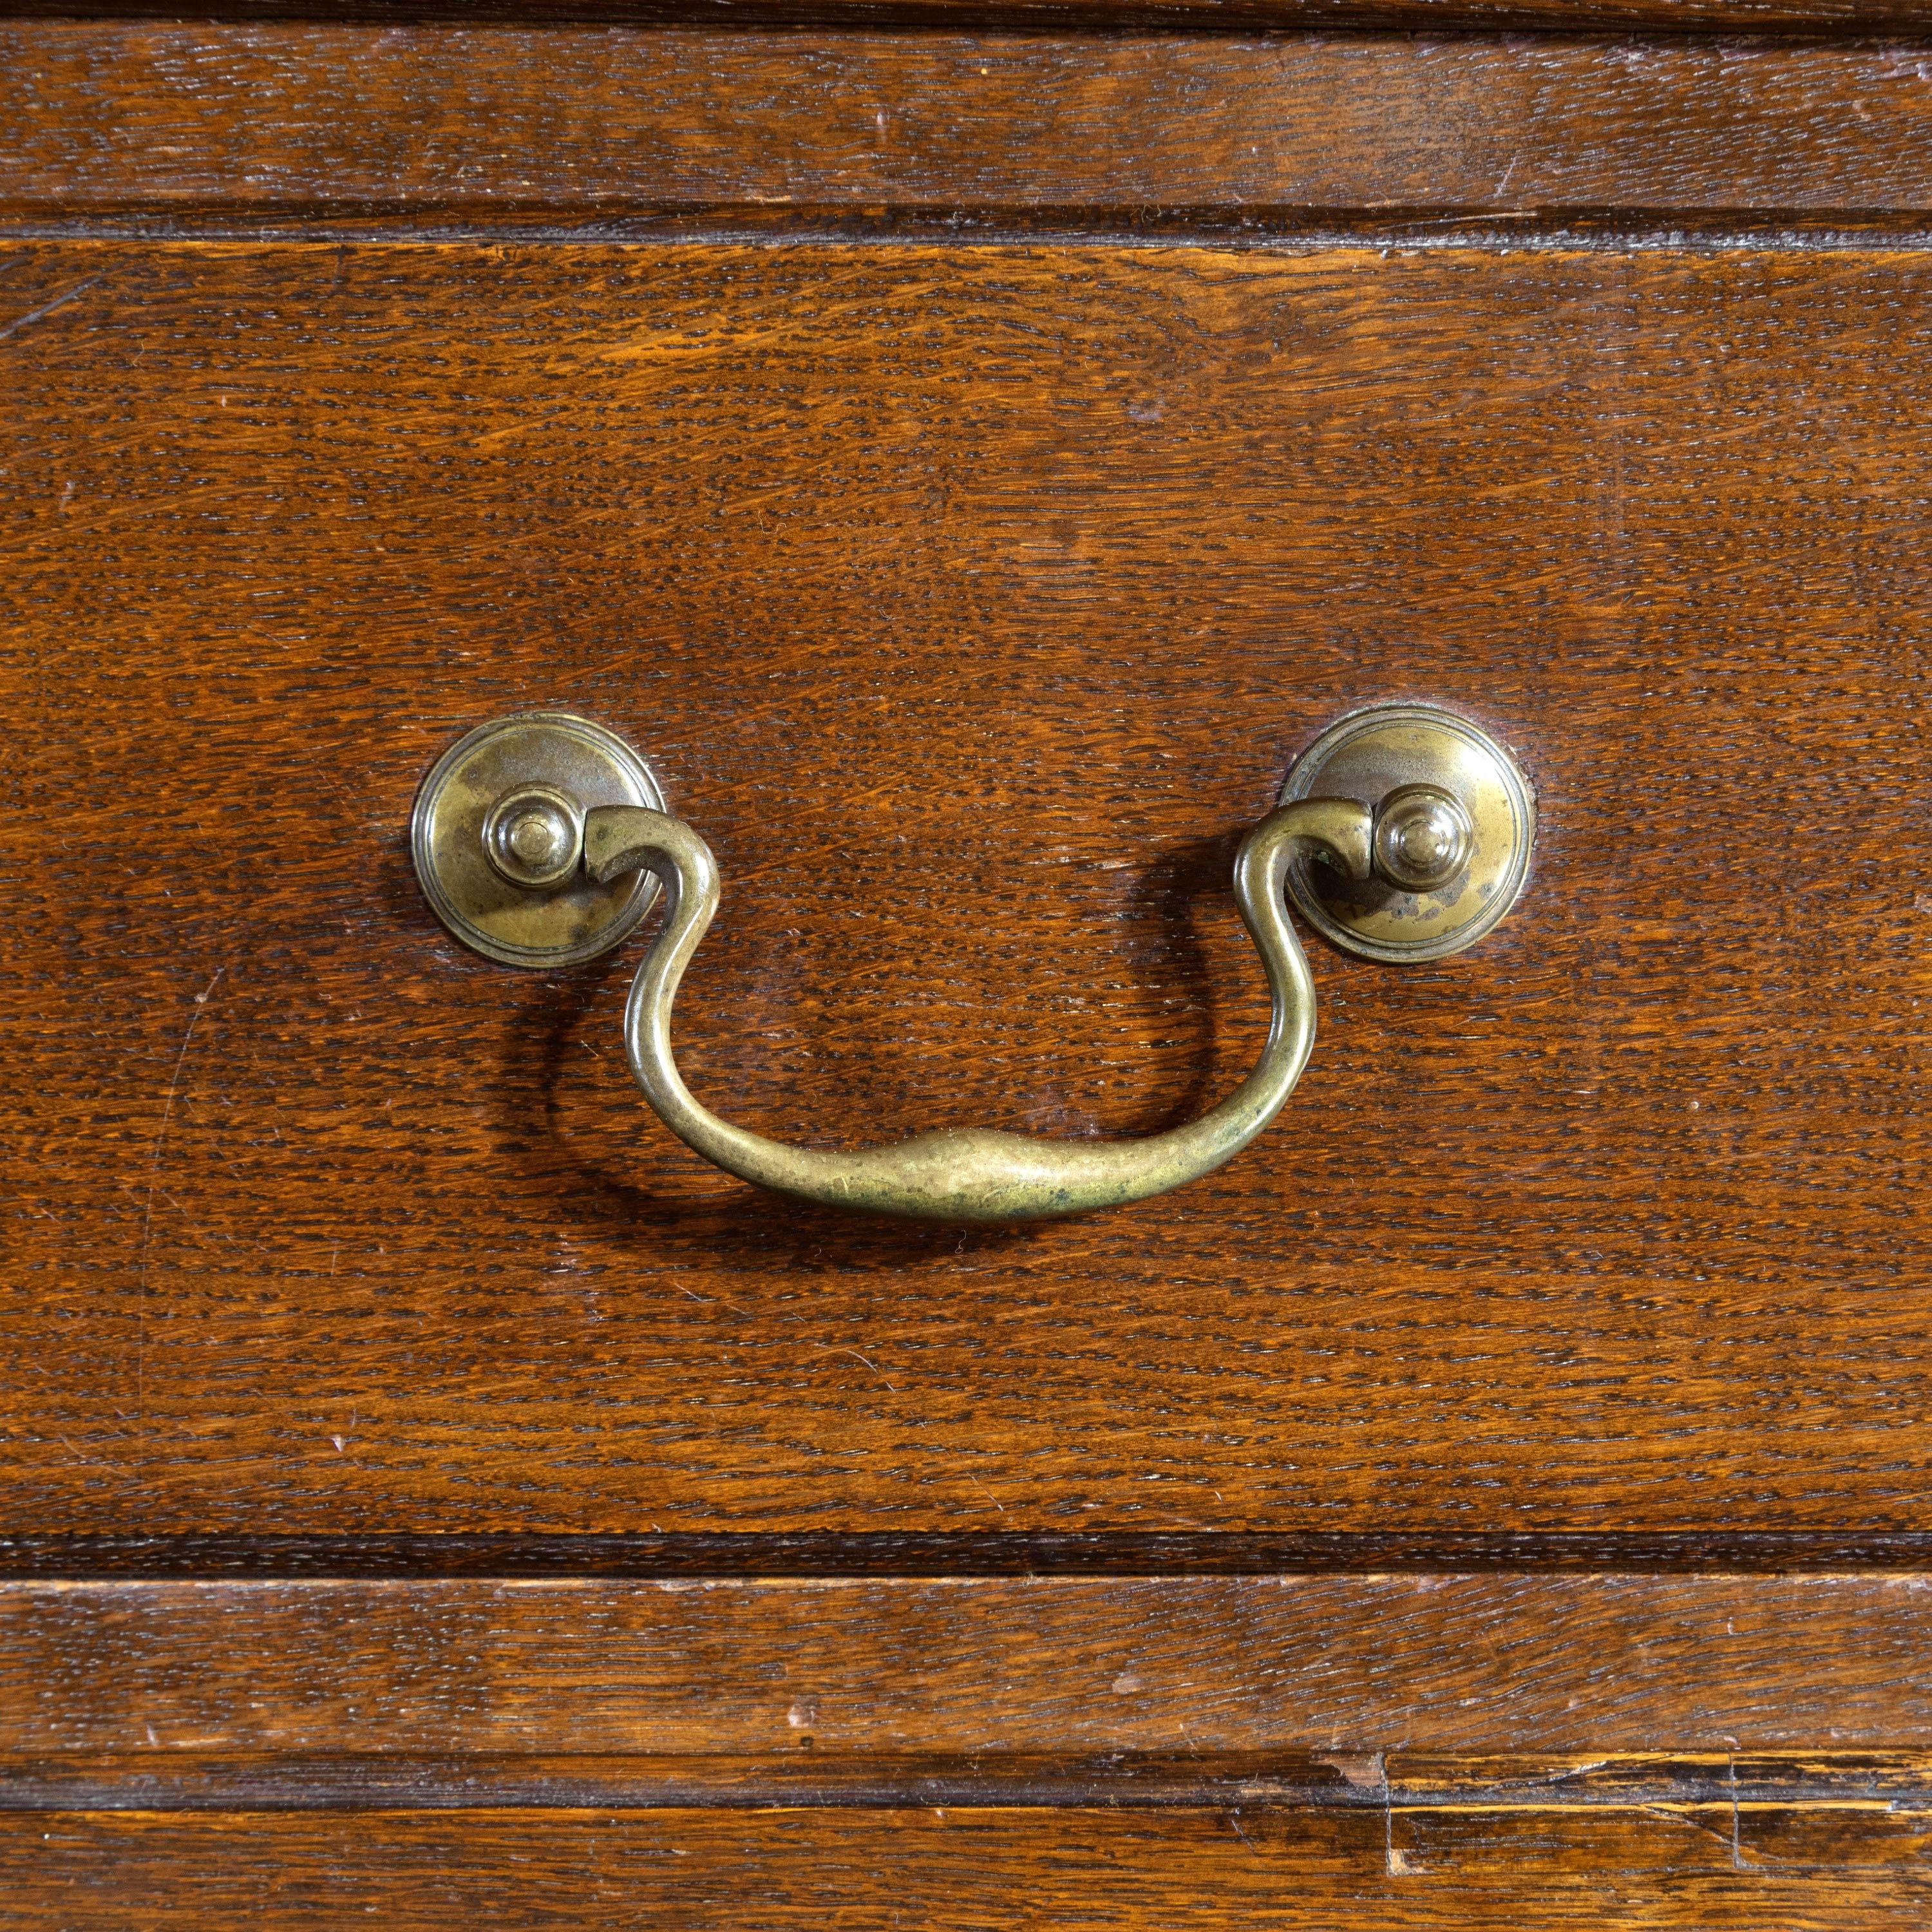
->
{"left": 1372, "top": 784, "right": 1474, "bottom": 893}
{"left": 482, "top": 784, "right": 585, "bottom": 891}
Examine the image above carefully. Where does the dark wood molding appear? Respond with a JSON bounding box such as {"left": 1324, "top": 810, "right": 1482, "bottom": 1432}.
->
{"left": 13, "top": 210, "right": 1932, "bottom": 247}
{"left": 5, "top": 1, "right": 1932, "bottom": 35}
{"left": 10, "top": 1531, "right": 1932, "bottom": 1575}
{"left": 5, "top": 1747, "right": 1932, "bottom": 1812}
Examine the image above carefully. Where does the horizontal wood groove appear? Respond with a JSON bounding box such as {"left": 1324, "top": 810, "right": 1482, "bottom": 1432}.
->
{"left": 10, "top": 211, "right": 1932, "bottom": 248}
{"left": 15, "top": 1533, "right": 1932, "bottom": 1576}
{"left": 4, "top": 1749, "right": 1930, "bottom": 1812}
{"left": 12, "top": 26, "right": 1932, "bottom": 220}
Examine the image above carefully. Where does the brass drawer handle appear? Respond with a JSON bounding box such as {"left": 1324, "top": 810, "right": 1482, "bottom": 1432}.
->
{"left": 412, "top": 704, "right": 1533, "bottom": 1222}
{"left": 582, "top": 797, "right": 1368, "bottom": 1223}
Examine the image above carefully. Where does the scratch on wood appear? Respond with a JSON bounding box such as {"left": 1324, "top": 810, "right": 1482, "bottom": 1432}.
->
{"left": 135, "top": 968, "right": 224, "bottom": 1420}
{"left": 0, "top": 274, "right": 100, "bottom": 344}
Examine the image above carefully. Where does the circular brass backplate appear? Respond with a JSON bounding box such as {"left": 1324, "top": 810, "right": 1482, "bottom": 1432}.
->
{"left": 1278, "top": 703, "right": 1535, "bottom": 963}
{"left": 412, "top": 712, "right": 665, "bottom": 967}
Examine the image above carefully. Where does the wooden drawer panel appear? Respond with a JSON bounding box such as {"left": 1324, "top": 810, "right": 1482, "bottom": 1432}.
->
{"left": 5, "top": 236, "right": 1931, "bottom": 1539}
{"left": 3, "top": 1576, "right": 1931, "bottom": 1922}
{"left": 7, "top": 24, "right": 1932, "bottom": 223}
{"left": 13, "top": 1806, "right": 1932, "bottom": 1930}
{"left": 7, "top": 15, "right": 1932, "bottom": 1921}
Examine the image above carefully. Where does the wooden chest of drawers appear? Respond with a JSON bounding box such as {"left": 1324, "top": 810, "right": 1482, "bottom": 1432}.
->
{"left": 5, "top": 8, "right": 1932, "bottom": 1922}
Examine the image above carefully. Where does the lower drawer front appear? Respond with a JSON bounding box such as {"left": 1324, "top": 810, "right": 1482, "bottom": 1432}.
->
{"left": 6, "top": 1575, "right": 1931, "bottom": 1926}
{"left": 17, "top": 1806, "right": 1932, "bottom": 1931}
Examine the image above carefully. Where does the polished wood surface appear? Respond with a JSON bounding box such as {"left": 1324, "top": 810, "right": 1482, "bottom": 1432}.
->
{"left": 7, "top": 24, "right": 1932, "bottom": 227}
{"left": 12, "top": 1803, "right": 1932, "bottom": 1929}
{"left": 5, "top": 1576, "right": 1932, "bottom": 1765}
{"left": 6, "top": 14, "right": 1932, "bottom": 1922}
{"left": 5, "top": 235, "right": 1932, "bottom": 1542}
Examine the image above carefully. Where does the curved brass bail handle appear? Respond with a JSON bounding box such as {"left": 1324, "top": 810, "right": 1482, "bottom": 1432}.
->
{"left": 582, "top": 799, "right": 1372, "bottom": 1223}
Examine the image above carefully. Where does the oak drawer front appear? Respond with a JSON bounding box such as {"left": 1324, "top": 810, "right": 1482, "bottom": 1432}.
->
{"left": 7, "top": 232, "right": 1930, "bottom": 1542}
{"left": 14, "top": 1806, "right": 1932, "bottom": 1929}
{"left": 7, "top": 16, "right": 1932, "bottom": 1924}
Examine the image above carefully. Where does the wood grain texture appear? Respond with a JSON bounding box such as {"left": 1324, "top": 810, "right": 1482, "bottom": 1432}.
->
{"left": 8, "top": 0, "right": 1932, "bottom": 33}
{"left": 6, "top": 235, "right": 1932, "bottom": 1542}
{"left": 8, "top": 1806, "right": 1932, "bottom": 1928}
{"left": 9, "top": 26, "right": 1932, "bottom": 225}
{"left": 6, "top": 14, "right": 1931, "bottom": 1915}
{"left": 4, "top": 1577, "right": 1932, "bottom": 1766}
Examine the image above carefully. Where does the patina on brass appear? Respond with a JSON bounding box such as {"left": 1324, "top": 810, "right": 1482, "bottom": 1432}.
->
{"left": 1278, "top": 703, "right": 1535, "bottom": 963}
{"left": 411, "top": 711, "right": 665, "bottom": 967}
{"left": 413, "top": 704, "right": 1533, "bottom": 1221}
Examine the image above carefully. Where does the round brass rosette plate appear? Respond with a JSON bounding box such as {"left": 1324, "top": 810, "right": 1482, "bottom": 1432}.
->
{"left": 1278, "top": 703, "right": 1535, "bottom": 963}
{"left": 412, "top": 711, "right": 665, "bottom": 967}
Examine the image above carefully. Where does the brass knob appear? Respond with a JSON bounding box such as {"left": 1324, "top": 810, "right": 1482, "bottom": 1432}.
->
{"left": 482, "top": 784, "right": 584, "bottom": 891}
{"left": 411, "top": 712, "right": 665, "bottom": 968}
{"left": 1373, "top": 784, "right": 1473, "bottom": 892}
{"left": 1280, "top": 704, "right": 1535, "bottom": 963}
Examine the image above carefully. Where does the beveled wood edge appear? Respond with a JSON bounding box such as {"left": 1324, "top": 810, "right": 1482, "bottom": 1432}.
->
{"left": 3, "top": 0, "right": 1929, "bottom": 33}
{"left": 9, "top": 1573, "right": 1932, "bottom": 1770}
